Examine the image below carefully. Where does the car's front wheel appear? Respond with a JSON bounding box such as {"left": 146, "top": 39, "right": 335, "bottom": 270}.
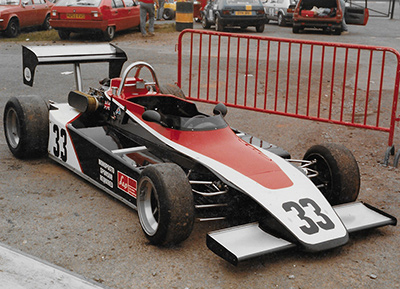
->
{"left": 41, "top": 14, "right": 51, "bottom": 30}
{"left": 201, "top": 14, "right": 211, "bottom": 29}
{"left": 303, "top": 143, "right": 360, "bottom": 205}
{"left": 5, "top": 18, "right": 20, "bottom": 38}
{"left": 137, "top": 163, "right": 195, "bottom": 245}
{"left": 277, "top": 13, "right": 286, "bottom": 26}
{"left": 163, "top": 8, "right": 175, "bottom": 20}
{"left": 3, "top": 95, "right": 49, "bottom": 159}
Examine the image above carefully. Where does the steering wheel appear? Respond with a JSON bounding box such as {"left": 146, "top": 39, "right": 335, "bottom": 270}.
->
{"left": 117, "top": 61, "right": 160, "bottom": 96}
{"left": 183, "top": 115, "right": 208, "bottom": 129}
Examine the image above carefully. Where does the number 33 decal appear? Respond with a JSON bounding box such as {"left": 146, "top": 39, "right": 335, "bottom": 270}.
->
{"left": 282, "top": 198, "right": 335, "bottom": 235}
{"left": 53, "top": 124, "right": 67, "bottom": 162}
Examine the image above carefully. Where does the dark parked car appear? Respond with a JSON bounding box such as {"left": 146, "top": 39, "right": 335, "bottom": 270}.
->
{"left": 49, "top": 0, "right": 140, "bottom": 41}
{"left": 201, "top": 0, "right": 266, "bottom": 32}
{"left": 292, "top": 0, "right": 368, "bottom": 35}
{"left": 0, "top": 0, "right": 53, "bottom": 37}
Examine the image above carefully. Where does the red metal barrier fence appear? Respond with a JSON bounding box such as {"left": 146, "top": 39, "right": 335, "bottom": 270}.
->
{"left": 177, "top": 29, "right": 400, "bottom": 147}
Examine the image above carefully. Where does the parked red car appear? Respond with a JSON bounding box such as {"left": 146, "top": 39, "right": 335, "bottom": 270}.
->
{"left": 50, "top": 0, "right": 140, "bottom": 41}
{"left": 0, "top": 0, "right": 53, "bottom": 38}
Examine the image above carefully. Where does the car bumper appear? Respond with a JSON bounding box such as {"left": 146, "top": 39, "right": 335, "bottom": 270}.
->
{"left": 293, "top": 19, "right": 341, "bottom": 29}
{"left": 219, "top": 16, "right": 265, "bottom": 26}
{"left": 50, "top": 19, "right": 108, "bottom": 32}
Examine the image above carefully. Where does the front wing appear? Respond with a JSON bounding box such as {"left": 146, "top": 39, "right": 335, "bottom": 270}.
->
{"left": 207, "top": 202, "right": 397, "bottom": 265}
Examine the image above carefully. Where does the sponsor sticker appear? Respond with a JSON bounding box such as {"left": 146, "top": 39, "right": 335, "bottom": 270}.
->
{"left": 118, "top": 171, "right": 137, "bottom": 198}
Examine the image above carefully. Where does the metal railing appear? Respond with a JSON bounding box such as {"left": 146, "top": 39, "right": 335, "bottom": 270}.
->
{"left": 177, "top": 29, "right": 400, "bottom": 147}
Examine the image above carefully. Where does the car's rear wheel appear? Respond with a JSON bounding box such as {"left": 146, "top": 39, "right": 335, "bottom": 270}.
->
{"left": 103, "top": 26, "right": 115, "bottom": 41}
{"left": 58, "top": 30, "right": 71, "bottom": 40}
{"left": 5, "top": 18, "right": 20, "bottom": 38}
{"left": 303, "top": 143, "right": 360, "bottom": 205}
{"left": 137, "top": 163, "right": 195, "bottom": 245}
{"left": 3, "top": 95, "right": 49, "bottom": 159}
{"left": 215, "top": 15, "right": 224, "bottom": 31}
{"left": 256, "top": 22, "right": 265, "bottom": 32}
{"left": 159, "top": 83, "right": 186, "bottom": 99}
{"left": 292, "top": 25, "right": 300, "bottom": 33}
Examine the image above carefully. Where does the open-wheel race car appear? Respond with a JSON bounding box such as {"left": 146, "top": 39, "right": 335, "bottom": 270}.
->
{"left": 4, "top": 44, "right": 396, "bottom": 265}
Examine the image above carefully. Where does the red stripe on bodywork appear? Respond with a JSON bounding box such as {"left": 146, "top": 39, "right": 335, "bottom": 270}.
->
{"left": 159, "top": 126, "right": 293, "bottom": 190}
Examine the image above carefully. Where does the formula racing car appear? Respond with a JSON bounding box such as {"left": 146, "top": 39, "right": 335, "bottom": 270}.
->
{"left": 3, "top": 44, "right": 396, "bottom": 265}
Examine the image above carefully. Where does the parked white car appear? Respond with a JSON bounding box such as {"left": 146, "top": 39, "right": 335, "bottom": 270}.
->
{"left": 263, "top": 0, "right": 297, "bottom": 26}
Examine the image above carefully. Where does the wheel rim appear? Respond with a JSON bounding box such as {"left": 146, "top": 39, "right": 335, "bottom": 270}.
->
{"left": 278, "top": 14, "right": 282, "bottom": 25}
{"left": 138, "top": 177, "right": 160, "bottom": 236}
{"left": 5, "top": 107, "right": 20, "bottom": 149}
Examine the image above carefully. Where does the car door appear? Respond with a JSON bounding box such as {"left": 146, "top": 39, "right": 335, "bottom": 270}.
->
{"left": 110, "top": 0, "right": 127, "bottom": 30}
{"left": 32, "top": 0, "right": 50, "bottom": 26}
{"left": 19, "top": 0, "right": 36, "bottom": 27}
{"left": 265, "top": 0, "right": 277, "bottom": 20}
{"left": 123, "top": 0, "right": 140, "bottom": 28}
{"left": 345, "top": 7, "right": 369, "bottom": 25}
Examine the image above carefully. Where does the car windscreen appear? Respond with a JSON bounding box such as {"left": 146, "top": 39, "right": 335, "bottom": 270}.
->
{"left": 55, "top": 0, "right": 101, "bottom": 6}
{"left": 0, "top": 0, "right": 19, "bottom": 5}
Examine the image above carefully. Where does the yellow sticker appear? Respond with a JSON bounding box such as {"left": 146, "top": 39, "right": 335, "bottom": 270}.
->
{"left": 246, "top": 5, "right": 252, "bottom": 10}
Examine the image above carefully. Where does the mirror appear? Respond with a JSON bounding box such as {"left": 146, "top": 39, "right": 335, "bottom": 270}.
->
{"left": 213, "top": 103, "right": 227, "bottom": 117}
{"left": 142, "top": 110, "right": 162, "bottom": 123}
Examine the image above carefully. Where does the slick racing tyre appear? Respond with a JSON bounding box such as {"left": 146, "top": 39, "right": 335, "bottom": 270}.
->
{"left": 137, "top": 163, "right": 195, "bottom": 245}
{"left": 159, "top": 83, "right": 186, "bottom": 99}
{"left": 303, "top": 143, "right": 360, "bottom": 205}
{"left": 4, "top": 95, "right": 49, "bottom": 159}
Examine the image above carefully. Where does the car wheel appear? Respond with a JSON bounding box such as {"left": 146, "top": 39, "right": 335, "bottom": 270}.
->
{"left": 163, "top": 8, "right": 175, "bottom": 20}
{"left": 333, "top": 28, "right": 342, "bottom": 35}
{"left": 3, "top": 96, "right": 49, "bottom": 159}
{"left": 292, "top": 25, "right": 300, "bottom": 33}
{"left": 201, "top": 15, "right": 211, "bottom": 29}
{"left": 159, "top": 83, "right": 186, "bottom": 99}
{"left": 137, "top": 163, "right": 195, "bottom": 245}
{"left": 277, "top": 13, "right": 286, "bottom": 26}
{"left": 215, "top": 15, "right": 224, "bottom": 32}
{"left": 265, "top": 17, "right": 270, "bottom": 24}
{"left": 5, "top": 18, "right": 20, "bottom": 38}
{"left": 41, "top": 14, "right": 51, "bottom": 31}
{"left": 303, "top": 143, "right": 360, "bottom": 205}
{"left": 58, "top": 30, "right": 71, "bottom": 40}
{"left": 256, "top": 22, "right": 265, "bottom": 33}
{"left": 103, "top": 26, "right": 115, "bottom": 41}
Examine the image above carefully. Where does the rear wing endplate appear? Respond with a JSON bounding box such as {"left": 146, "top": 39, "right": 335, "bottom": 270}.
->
{"left": 22, "top": 44, "right": 128, "bottom": 91}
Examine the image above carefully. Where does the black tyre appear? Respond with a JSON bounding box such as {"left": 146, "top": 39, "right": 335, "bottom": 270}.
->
{"left": 5, "top": 18, "right": 20, "bottom": 38}
{"left": 201, "top": 15, "right": 211, "bottom": 29}
{"left": 277, "top": 13, "right": 286, "bottom": 26}
{"left": 41, "top": 14, "right": 51, "bottom": 31}
{"left": 137, "top": 163, "right": 195, "bottom": 245}
{"left": 103, "top": 26, "right": 115, "bottom": 41}
{"left": 292, "top": 25, "right": 300, "bottom": 34}
{"left": 58, "top": 29, "right": 71, "bottom": 40}
{"left": 215, "top": 15, "right": 224, "bottom": 32}
{"left": 3, "top": 96, "right": 49, "bottom": 159}
{"left": 303, "top": 143, "right": 360, "bottom": 205}
{"left": 256, "top": 22, "right": 265, "bottom": 33}
{"left": 163, "top": 8, "right": 175, "bottom": 20}
{"left": 159, "top": 83, "right": 186, "bottom": 99}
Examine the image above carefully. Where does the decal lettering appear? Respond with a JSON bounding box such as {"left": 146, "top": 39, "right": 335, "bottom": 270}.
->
{"left": 117, "top": 171, "right": 137, "bottom": 198}
{"left": 282, "top": 198, "right": 335, "bottom": 235}
{"left": 52, "top": 124, "right": 67, "bottom": 162}
{"left": 98, "top": 159, "right": 115, "bottom": 188}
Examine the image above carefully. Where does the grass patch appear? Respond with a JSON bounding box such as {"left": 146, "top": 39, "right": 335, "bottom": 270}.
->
{"left": 0, "top": 23, "right": 177, "bottom": 43}
{"left": 0, "top": 29, "right": 59, "bottom": 42}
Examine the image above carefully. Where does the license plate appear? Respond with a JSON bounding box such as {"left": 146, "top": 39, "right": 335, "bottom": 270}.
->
{"left": 66, "top": 13, "right": 85, "bottom": 19}
{"left": 235, "top": 11, "right": 252, "bottom": 15}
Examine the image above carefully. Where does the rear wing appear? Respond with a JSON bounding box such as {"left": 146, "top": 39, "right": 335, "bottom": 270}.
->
{"left": 22, "top": 44, "right": 128, "bottom": 91}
